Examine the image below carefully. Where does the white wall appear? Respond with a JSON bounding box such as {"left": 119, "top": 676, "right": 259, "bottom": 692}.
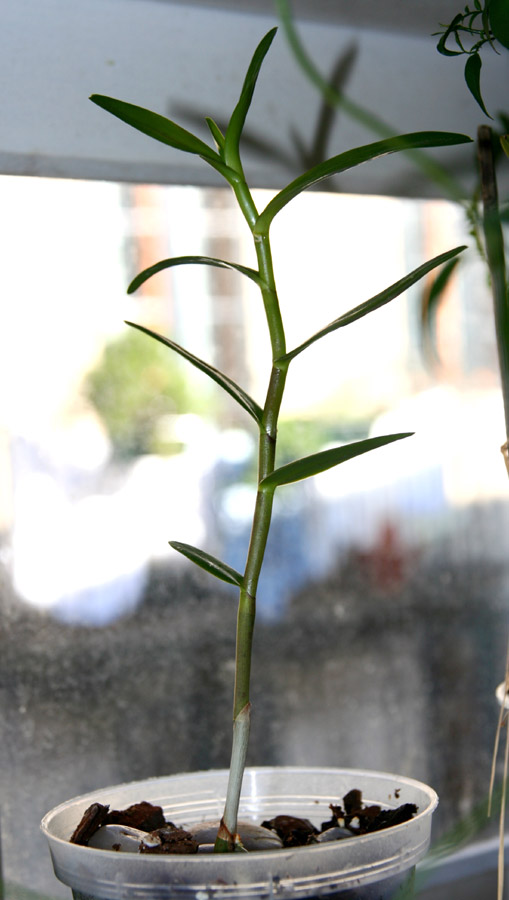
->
{"left": 1, "top": 0, "right": 508, "bottom": 197}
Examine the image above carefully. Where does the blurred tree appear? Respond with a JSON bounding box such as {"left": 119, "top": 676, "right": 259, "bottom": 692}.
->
{"left": 85, "top": 326, "right": 210, "bottom": 459}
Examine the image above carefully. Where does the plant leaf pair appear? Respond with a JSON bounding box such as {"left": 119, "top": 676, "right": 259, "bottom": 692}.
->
{"left": 434, "top": 2, "right": 508, "bottom": 117}
{"left": 171, "top": 433, "right": 413, "bottom": 586}
{"left": 90, "top": 29, "right": 277, "bottom": 185}
{"left": 91, "top": 34, "right": 472, "bottom": 206}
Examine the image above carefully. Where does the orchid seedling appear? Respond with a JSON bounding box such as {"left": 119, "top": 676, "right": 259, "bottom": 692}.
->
{"left": 90, "top": 27, "right": 470, "bottom": 852}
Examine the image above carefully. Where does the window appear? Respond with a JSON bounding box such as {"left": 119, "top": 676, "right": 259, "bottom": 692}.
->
{"left": 0, "top": 174, "right": 505, "bottom": 896}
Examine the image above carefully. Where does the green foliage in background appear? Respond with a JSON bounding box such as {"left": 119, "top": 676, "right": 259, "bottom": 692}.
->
{"left": 435, "top": 0, "right": 509, "bottom": 118}
{"left": 85, "top": 327, "right": 207, "bottom": 459}
{"left": 275, "top": 418, "right": 366, "bottom": 467}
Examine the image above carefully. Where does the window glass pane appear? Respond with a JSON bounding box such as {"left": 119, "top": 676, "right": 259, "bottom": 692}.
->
{"left": 0, "top": 175, "right": 506, "bottom": 895}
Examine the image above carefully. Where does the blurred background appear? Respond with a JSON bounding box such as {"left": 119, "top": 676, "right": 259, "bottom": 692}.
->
{"left": 1, "top": 1, "right": 509, "bottom": 896}
{"left": 1, "top": 174, "right": 508, "bottom": 896}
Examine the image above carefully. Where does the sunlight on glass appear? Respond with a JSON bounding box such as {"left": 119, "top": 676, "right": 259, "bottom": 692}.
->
{"left": 0, "top": 175, "right": 503, "bottom": 624}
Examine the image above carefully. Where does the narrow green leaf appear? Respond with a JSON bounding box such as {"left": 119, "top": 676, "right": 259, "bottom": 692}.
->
{"left": 169, "top": 541, "right": 244, "bottom": 587}
{"left": 481, "top": 3, "right": 498, "bottom": 52}
{"left": 260, "top": 433, "right": 413, "bottom": 491}
{"left": 425, "top": 256, "right": 461, "bottom": 313}
{"left": 206, "top": 117, "right": 226, "bottom": 155}
{"left": 436, "top": 14, "right": 465, "bottom": 56}
{"left": 464, "top": 53, "right": 492, "bottom": 118}
{"left": 488, "top": 0, "right": 509, "bottom": 49}
{"left": 254, "top": 132, "right": 472, "bottom": 233}
{"left": 420, "top": 257, "right": 461, "bottom": 362}
{"left": 127, "top": 255, "right": 267, "bottom": 294}
{"left": 125, "top": 320, "right": 263, "bottom": 424}
{"left": 278, "top": 245, "right": 467, "bottom": 364}
{"left": 500, "top": 135, "right": 509, "bottom": 159}
{"left": 225, "top": 28, "right": 278, "bottom": 167}
{"left": 278, "top": 0, "right": 465, "bottom": 202}
{"left": 89, "top": 94, "right": 231, "bottom": 162}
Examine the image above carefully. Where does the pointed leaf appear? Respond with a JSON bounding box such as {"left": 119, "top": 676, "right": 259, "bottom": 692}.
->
{"left": 420, "top": 257, "right": 461, "bottom": 362}
{"left": 127, "top": 255, "right": 267, "bottom": 294}
{"left": 278, "top": 246, "right": 467, "bottom": 364}
{"left": 206, "top": 117, "right": 226, "bottom": 155}
{"left": 90, "top": 94, "right": 224, "bottom": 160}
{"left": 225, "top": 28, "right": 278, "bottom": 167}
{"left": 481, "top": 3, "right": 498, "bottom": 52}
{"left": 500, "top": 134, "right": 509, "bottom": 160}
{"left": 125, "top": 321, "right": 263, "bottom": 424}
{"left": 254, "top": 132, "right": 472, "bottom": 233}
{"left": 260, "top": 433, "right": 413, "bottom": 491}
{"left": 436, "top": 14, "right": 465, "bottom": 56}
{"left": 488, "top": 0, "right": 509, "bottom": 50}
{"left": 170, "top": 541, "right": 243, "bottom": 587}
{"left": 424, "top": 256, "right": 461, "bottom": 317}
{"left": 464, "top": 53, "right": 492, "bottom": 118}
{"left": 279, "top": 0, "right": 464, "bottom": 202}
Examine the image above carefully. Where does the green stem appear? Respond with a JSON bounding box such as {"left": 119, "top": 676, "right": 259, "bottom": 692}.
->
{"left": 477, "top": 125, "right": 509, "bottom": 472}
{"left": 255, "top": 237, "right": 286, "bottom": 359}
{"left": 215, "top": 182, "right": 289, "bottom": 850}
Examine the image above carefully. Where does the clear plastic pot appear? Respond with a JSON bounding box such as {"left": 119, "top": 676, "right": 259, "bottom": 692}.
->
{"left": 41, "top": 767, "right": 437, "bottom": 900}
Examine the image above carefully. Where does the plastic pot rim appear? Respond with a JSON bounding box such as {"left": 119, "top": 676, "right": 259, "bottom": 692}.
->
{"left": 41, "top": 766, "right": 438, "bottom": 899}
{"left": 42, "top": 765, "right": 438, "bottom": 860}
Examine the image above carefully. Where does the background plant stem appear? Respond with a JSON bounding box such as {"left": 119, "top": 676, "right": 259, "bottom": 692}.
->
{"left": 477, "top": 125, "right": 509, "bottom": 472}
{"left": 275, "top": 0, "right": 466, "bottom": 204}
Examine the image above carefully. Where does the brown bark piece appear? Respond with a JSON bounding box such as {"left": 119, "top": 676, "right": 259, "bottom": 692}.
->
{"left": 105, "top": 801, "right": 166, "bottom": 832}
{"left": 70, "top": 803, "right": 110, "bottom": 845}
{"left": 140, "top": 826, "right": 198, "bottom": 855}
{"left": 260, "top": 815, "right": 318, "bottom": 847}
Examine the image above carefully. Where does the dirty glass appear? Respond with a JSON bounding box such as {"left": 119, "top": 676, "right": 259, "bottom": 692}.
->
{"left": 0, "top": 175, "right": 507, "bottom": 896}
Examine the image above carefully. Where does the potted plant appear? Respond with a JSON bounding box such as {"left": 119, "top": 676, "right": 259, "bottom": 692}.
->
{"left": 41, "top": 25, "right": 472, "bottom": 900}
